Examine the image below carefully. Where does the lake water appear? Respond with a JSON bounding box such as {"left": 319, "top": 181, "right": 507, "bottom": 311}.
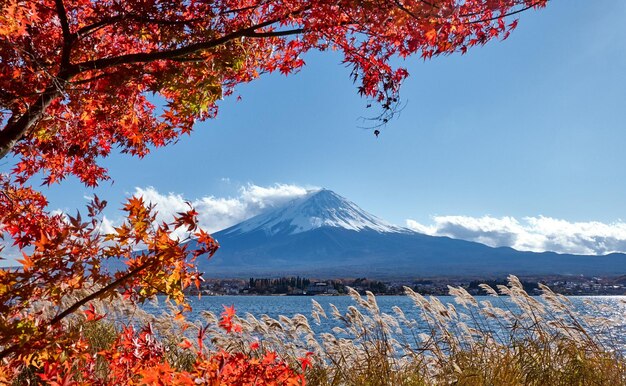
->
{"left": 180, "top": 295, "right": 626, "bottom": 320}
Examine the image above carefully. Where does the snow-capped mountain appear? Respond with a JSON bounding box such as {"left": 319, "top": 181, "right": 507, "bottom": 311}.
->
{"left": 223, "top": 189, "right": 408, "bottom": 236}
{"left": 192, "top": 189, "right": 626, "bottom": 278}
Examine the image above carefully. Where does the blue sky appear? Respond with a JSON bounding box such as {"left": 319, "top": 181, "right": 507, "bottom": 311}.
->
{"left": 5, "top": 0, "right": 626, "bottom": 259}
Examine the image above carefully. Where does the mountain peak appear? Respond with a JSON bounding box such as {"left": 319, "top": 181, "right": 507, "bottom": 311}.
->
{"left": 222, "top": 189, "right": 408, "bottom": 236}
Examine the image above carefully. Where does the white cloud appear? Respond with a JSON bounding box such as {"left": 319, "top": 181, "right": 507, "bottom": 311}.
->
{"left": 99, "top": 215, "right": 117, "bottom": 235}
{"left": 406, "top": 215, "right": 626, "bottom": 255}
{"left": 132, "top": 183, "right": 312, "bottom": 237}
{"left": 0, "top": 183, "right": 313, "bottom": 266}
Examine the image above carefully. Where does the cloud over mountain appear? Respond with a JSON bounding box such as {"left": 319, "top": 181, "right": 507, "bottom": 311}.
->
{"left": 132, "top": 184, "right": 311, "bottom": 236}
{"left": 406, "top": 215, "right": 626, "bottom": 256}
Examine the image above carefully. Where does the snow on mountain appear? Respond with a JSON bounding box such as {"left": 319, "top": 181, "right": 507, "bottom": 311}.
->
{"left": 222, "top": 189, "right": 409, "bottom": 236}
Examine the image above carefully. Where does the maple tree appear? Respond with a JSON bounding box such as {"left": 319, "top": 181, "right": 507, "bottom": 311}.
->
{"left": 0, "top": 0, "right": 546, "bottom": 383}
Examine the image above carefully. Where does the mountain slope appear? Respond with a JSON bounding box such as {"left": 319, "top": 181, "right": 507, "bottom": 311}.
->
{"left": 192, "top": 190, "right": 626, "bottom": 278}
{"left": 223, "top": 189, "right": 407, "bottom": 236}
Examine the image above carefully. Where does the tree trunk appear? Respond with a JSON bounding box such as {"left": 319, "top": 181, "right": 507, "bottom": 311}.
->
{"left": 0, "top": 86, "right": 62, "bottom": 160}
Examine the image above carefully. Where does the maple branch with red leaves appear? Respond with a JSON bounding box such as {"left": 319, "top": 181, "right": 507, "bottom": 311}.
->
{"left": 0, "top": 6, "right": 311, "bottom": 160}
{"left": 0, "top": 1, "right": 545, "bottom": 163}
{"left": 0, "top": 259, "right": 153, "bottom": 362}
{"left": 0, "top": 1, "right": 548, "bottom": 377}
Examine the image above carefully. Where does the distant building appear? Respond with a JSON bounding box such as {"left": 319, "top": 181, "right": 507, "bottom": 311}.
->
{"left": 307, "top": 282, "right": 329, "bottom": 294}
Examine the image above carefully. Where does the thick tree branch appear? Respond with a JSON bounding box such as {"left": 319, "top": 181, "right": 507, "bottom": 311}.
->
{"left": 55, "top": 0, "right": 71, "bottom": 41}
{"left": 75, "top": 15, "right": 122, "bottom": 37}
{"left": 55, "top": 0, "right": 73, "bottom": 67}
{"left": 245, "top": 27, "right": 306, "bottom": 38}
{"left": 67, "top": 72, "right": 111, "bottom": 86}
{"left": 0, "top": 0, "right": 79, "bottom": 162}
{"left": 72, "top": 14, "right": 303, "bottom": 72}
{"left": 0, "top": 82, "right": 66, "bottom": 159}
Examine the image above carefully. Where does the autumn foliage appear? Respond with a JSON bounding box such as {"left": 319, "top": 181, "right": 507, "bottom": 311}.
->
{"left": 1, "top": 0, "right": 546, "bottom": 383}
{"left": 5, "top": 305, "right": 307, "bottom": 385}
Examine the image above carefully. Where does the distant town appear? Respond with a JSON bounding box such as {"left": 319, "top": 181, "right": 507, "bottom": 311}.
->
{"left": 189, "top": 275, "right": 626, "bottom": 297}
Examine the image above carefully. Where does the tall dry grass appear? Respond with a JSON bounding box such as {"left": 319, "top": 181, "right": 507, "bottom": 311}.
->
{"left": 173, "top": 275, "right": 626, "bottom": 386}
{"left": 15, "top": 275, "right": 626, "bottom": 385}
